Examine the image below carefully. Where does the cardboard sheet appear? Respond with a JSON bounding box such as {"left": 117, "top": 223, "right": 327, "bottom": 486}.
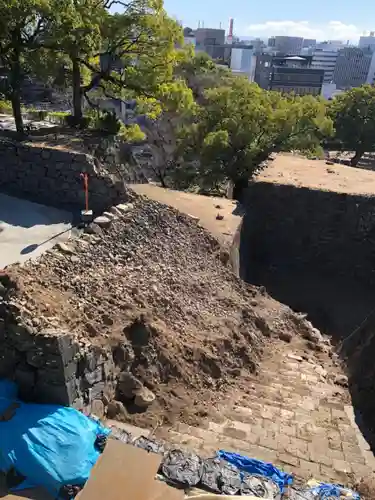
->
{"left": 78, "top": 439, "right": 183, "bottom": 500}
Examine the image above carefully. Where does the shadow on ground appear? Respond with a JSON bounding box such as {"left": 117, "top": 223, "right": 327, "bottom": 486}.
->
{"left": 0, "top": 193, "right": 71, "bottom": 228}
{"left": 236, "top": 201, "right": 375, "bottom": 452}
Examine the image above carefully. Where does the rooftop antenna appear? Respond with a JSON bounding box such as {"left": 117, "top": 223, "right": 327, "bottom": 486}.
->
{"left": 198, "top": 20, "right": 201, "bottom": 29}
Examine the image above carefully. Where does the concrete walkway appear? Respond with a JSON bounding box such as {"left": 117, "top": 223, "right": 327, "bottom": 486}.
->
{"left": 0, "top": 193, "right": 72, "bottom": 269}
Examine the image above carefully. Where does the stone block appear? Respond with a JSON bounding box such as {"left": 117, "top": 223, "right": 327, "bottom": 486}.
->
{"left": 15, "top": 364, "right": 36, "bottom": 400}
{"left": 35, "top": 378, "right": 77, "bottom": 406}
{"left": 84, "top": 366, "right": 103, "bottom": 386}
{"left": 38, "top": 360, "right": 77, "bottom": 385}
{"left": 277, "top": 453, "right": 299, "bottom": 467}
{"left": 299, "top": 459, "right": 321, "bottom": 477}
{"left": 332, "top": 459, "right": 352, "bottom": 474}
{"left": 0, "top": 347, "right": 20, "bottom": 377}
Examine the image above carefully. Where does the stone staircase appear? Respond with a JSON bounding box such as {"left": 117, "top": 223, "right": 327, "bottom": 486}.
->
{"left": 112, "top": 337, "right": 375, "bottom": 485}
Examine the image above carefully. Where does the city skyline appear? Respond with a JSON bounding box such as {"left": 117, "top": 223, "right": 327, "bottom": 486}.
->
{"left": 162, "top": 0, "right": 374, "bottom": 42}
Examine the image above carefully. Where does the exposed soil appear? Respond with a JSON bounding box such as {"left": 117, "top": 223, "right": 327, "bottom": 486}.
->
{"left": 131, "top": 183, "right": 242, "bottom": 247}
{"left": 3, "top": 195, "right": 325, "bottom": 427}
{"left": 260, "top": 153, "right": 375, "bottom": 195}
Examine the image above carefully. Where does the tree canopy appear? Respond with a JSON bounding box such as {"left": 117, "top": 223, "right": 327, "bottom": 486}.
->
{"left": 329, "top": 85, "right": 375, "bottom": 166}
{"left": 0, "top": 0, "right": 192, "bottom": 134}
{"left": 179, "top": 77, "right": 333, "bottom": 193}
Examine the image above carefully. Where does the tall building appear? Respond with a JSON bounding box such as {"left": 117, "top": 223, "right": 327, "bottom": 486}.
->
{"left": 311, "top": 49, "right": 338, "bottom": 83}
{"left": 230, "top": 47, "right": 256, "bottom": 80}
{"left": 359, "top": 32, "right": 375, "bottom": 52}
{"left": 302, "top": 39, "right": 317, "bottom": 49}
{"left": 268, "top": 37, "right": 276, "bottom": 48}
{"left": 334, "top": 47, "right": 374, "bottom": 89}
{"left": 316, "top": 41, "right": 343, "bottom": 51}
{"left": 274, "top": 36, "right": 304, "bottom": 55}
{"left": 254, "top": 55, "right": 324, "bottom": 95}
{"left": 195, "top": 28, "right": 226, "bottom": 59}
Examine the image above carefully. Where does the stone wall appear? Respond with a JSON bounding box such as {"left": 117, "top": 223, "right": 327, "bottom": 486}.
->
{"left": 239, "top": 182, "right": 375, "bottom": 335}
{"left": 0, "top": 305, "right": 117, "bottom": 415}
{"left": 0, "top": 139, "right": 128, "bottom": 213}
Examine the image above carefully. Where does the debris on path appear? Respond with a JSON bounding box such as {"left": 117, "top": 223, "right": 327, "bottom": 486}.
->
{"left": 3, "top": 196, "right": 325, "bottom": 427}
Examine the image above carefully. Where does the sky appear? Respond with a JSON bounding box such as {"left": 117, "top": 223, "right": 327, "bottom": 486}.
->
{"left": 162, "top": 0, "right": 374, "bottom": 42}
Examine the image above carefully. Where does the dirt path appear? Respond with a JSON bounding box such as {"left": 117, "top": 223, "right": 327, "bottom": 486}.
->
{"left": 259, "top": 153, "right": 375, "bottom": 195}
{"left": 131, "top": 184, "right": 242, "bottom": 246}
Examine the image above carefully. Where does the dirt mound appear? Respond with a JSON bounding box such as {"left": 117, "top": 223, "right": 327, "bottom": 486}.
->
{"left": 3, "top": 197, "right": 324, "bottom": 426}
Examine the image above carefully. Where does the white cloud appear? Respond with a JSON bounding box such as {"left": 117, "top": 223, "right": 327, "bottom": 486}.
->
{"left": 246, "top": 20, "right": 365, "bottom": 42}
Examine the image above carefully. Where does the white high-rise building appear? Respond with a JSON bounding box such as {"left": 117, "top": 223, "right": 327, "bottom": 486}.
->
{"left": 311, "top": 49, "right": 338, "bottom": 83}
{"left": 359, "top": 32, "right": 375, "bottom": 51}
{"left": 230, "top": 47, "right": 256, "bottom": 81}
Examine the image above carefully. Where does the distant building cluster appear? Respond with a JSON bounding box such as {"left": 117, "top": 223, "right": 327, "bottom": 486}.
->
{"left": 183, "top": 22, "right": 375, "bottom": 99}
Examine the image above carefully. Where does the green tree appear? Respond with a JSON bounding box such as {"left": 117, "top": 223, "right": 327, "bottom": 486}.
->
{"left": 139, "top": 80, "right": 196, "bottom": 187}
{"left": 184, "top": 78, "right": 333, "bottom": 196}
{"left": 330, "top": 85, "right": 375, "bottom": 166}
{"left": 0, "top": 0, "right": 53, "bottom": 133}
{"left": 48, "top": 0, "right": 191, "bottom": 123}
{"left": 47, "top": 0, "right": 106, "bottom": 122}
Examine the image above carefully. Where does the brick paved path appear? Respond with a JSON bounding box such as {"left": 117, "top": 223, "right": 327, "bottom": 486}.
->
{"left": 154, "top": 338, "right": 375, "bottom": 484}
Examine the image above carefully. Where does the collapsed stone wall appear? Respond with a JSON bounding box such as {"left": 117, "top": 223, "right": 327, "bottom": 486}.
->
{"left": 0, "top": 139, "right": 128, "bottom": 212}
{"left": 0, "top": 310, "right": 116, "bottom": 416}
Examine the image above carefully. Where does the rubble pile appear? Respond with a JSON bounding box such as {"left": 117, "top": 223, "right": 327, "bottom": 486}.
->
{"left": 2, "top": 195, "right": 326, "bottom": 425}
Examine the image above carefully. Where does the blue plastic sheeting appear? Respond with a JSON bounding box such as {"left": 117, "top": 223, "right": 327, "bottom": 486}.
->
{"left": 218, "top": 450, "right": 293, "bottom": 493}
{"left": 0, "top": 379, "right": 110, "bottom": 497}
{"left": 307, "top": 482, "right": 360, "bottom": 499}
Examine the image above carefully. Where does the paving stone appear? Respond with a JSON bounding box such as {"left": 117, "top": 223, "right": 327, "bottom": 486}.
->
{"left": 207, "top": 420, "right": 229, "bottom": 433}
{"left": 280, "top": 423, "right": 297, "bottom": 437}
{"left": 223, "top": 425, "right": 247, "bottom": 441}
{"left": 277, "top": 453, "right": 300, "bottom": 467}
{"left": 260, "top": 405, "right": 280, "bottom": 419}
{"left": 167, "top": 431, "right": 203, "bottom": 451}
{"left": 308, "top": 451, "right": 333, "bottom": 467}
{"left": 326, "top": 447, "right": 346, "bottom": 461}
{"left": 344, "top": 452, "right": 366, "bottom": 465}
{"left": 332, "top": 459, "right": 352, "bottom": 474}
{"left": 342, "top": 442, "right": 362, "bottom": 456}
{"left": 350, "top": 462, "right": 373, "bottom": 477}
{"left": 261, "top": 419, "right": 280, "bottom": 432}
{"left": 299, "top": 459, "right": 321, "bottom": 477}
{"left": 319, "top": 464, "right": 338, "bottom": 482}
{"left": 285, "top": 438, "right": 309, "bottom": 459}
{"left": 188, "top": 426, "right": 218, "bottom": 443}
{"left": 328, "top": 438, "right": 343, "bottom": 451}
{"left": 280, "top": 408, "right": 295, "bottom": 420}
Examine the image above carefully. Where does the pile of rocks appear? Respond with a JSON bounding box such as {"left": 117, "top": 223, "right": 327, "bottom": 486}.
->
{"left": 0, "top": 195, "right": 327, "bottom": 426}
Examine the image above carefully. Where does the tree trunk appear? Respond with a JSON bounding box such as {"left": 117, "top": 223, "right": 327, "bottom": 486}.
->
{"left": 71, "top": 56, "right": 83, "bottom": 122}
{"left": 232, "top": 177, "right": 249, "bottom": 202}
{"left": 351, "top": 149, "right": 364, "bottom": 167}
{"left": 10, "top": 46, "right": 23, "bottom": 135}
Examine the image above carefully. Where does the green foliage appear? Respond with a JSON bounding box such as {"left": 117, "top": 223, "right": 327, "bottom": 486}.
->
{"left": 0, "top": 0, "right": 55, "bottom": 132}
{"left": 0, "top": 100, "right": 13, "bottom": 114}
{"left": 329, "top": 85, "right": 375, "bottom": 165}
{"left": 181, "top": 79, "right": 333, "bottom": 187}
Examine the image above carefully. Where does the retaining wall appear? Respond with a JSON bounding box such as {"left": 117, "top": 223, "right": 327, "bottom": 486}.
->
{"left": 0, "top": 311, "right": 117, "bottom": 414}
{"left": 0, "top": 139, "right": 128, "bottom": 213}
{"left": 239, "top": 182, "right": 375, "bottom": 335}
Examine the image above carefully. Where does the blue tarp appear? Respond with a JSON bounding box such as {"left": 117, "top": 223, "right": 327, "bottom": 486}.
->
{"left": 218, "top": 450, "right": 293, "bottom": 493}
{"left": 0, "top": 379, "right": 110, "bottom": 498}
{"left": 307, "top": 482, "right": 360, "bottom": 499}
